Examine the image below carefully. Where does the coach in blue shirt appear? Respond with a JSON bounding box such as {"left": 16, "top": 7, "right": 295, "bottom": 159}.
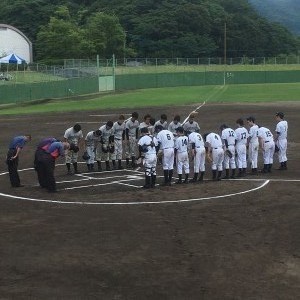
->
{"left": 6, "top": 134, "right": 31, "bottom": 187}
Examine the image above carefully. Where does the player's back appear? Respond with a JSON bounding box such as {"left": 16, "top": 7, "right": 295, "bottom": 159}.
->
{"left": 235, "top": 127, "right": 248, "bottom": 145}
{"left": 221, "top": 128, "right": 236, "bottom": 146}
{"left": 157, "top": 130, "right": 174, "bottom": 149}
{"left": 276, "top": 120, "right": 288, "bottom": 139}
{"left": 206, "top": 133, "right": 223, "bottom": 148}
{"left": 175, "top": 136, "right": 188, "bottom": 152}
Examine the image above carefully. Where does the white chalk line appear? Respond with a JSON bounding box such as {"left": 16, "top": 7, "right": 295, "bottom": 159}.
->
{"left": 117, "top": 182, "right": 142, "bottom": 188}
{"left": 61, "top": 178, "right": 142, "bottom": 191}
{"left": 0, "top": 179, "right": 270, "bottom": 205}
{"left": 182, "top": 101, "right": 206, "bottom": 125}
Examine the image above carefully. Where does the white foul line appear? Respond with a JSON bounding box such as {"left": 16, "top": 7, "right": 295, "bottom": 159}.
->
{"left": 0, "top": 179, "right": 270, "bottom": 205}
{"left": 182, "top": 101, "right": 206, "bottom": 125}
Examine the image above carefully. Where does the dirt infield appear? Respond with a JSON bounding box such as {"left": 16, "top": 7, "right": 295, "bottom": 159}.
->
{"left": 0, "top": 102, "right": 299, "bottom": 299}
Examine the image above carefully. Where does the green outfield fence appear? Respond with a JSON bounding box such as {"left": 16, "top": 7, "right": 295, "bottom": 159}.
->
{"left": 1, "top": 56, "right": 300, "bottom": 105}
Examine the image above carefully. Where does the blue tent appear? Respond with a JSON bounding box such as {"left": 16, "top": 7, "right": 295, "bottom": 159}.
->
{"left": 0, "top": 53, "right": 26, "bottom": 64}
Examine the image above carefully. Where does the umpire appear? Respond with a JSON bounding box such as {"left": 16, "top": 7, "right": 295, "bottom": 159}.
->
{"left": 6, "top": 134, "right": 31, "bottom": 187}
{"left": 36, "top": 141, "right": 71, "bottom": 193}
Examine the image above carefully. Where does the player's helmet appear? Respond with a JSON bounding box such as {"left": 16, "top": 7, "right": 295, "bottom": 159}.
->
{"left": 175, "top": 126, "right": 184, "bottom": 133}
{"left": 106, "top": 121, "right": 113, "bottom": 128}
{"left": 276, "top": 112, "right": 284, "bottom": 119}
{"left": 73, "top": 123, "right": 81, "bottom": 132}
{"left": 155, "top": 125, "right": 163, "bottom": 132}
{"left": 140, "top": 127, "right": 149, "bottom": 134}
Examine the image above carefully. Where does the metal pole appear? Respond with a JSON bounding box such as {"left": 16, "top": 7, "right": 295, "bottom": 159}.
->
{"left": 224, "top": 22, "right": 227, "bottom": 65}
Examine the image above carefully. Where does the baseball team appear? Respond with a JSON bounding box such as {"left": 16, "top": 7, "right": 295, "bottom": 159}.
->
{"left": 6, "top": 111, "right": 288, "bottom": 192}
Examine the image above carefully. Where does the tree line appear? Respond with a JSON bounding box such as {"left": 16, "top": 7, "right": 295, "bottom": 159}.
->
{"left": 0, "top": 0, "right": 299, "bottom": 63}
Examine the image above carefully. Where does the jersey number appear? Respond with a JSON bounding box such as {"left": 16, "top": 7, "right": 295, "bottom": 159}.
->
{"left": 181, "top": 139, "right": 188, "bottom": 146}
{"left": 241, "top": 132, "right": 247, "bottom": 139}
{"left": 166, "top": 134, "right": 172, "bottom": 140}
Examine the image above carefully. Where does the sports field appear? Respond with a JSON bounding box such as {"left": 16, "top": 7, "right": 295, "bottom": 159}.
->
{"left": 0, "top": 82, "right": 300, "bottom": 115}
{"left": 0, "top": 84, "right": 299, "bottom": 299}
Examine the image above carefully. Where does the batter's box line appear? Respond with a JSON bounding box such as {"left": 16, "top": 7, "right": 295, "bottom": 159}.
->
{"left": 60, "top": 177, "right": 144, "bottom": 191}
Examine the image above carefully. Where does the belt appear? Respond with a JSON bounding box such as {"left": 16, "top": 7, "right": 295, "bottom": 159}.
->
{"left": 265, "top": 141, "right": 270, "bottom": 143}
{"left": 228, "top": 144, "right": 235, "bottom": 146}
{"left": 163, "top": 147, "right": 173, "bottom": 150}
{"left": 214, "top": 147, "right": 222, "bottom": 150}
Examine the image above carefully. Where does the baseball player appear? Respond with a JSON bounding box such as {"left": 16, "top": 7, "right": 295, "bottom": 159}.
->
{"left": 155, "top": 125, "right": 175, "bottom": 186}
{"left": 235, "top": 118, "right": 249, "bottom": 177}
{"left": 203, "top": 132, "right": 224, "bottom": 181}
{"left": 183, "top": 113, "right": 200, "bottom": 135}
{"left": 258, "top": 125, "right": 275, "bottom": 173}
{"left": 111, "top": 115, "right": 126, "bottom": 170}
{"left": 6, "top": 134, "right": 32, "bottom": 187}
{"left": 188, "top": 131, "right": 206, "bottom": 182}
{"left": 154, "top": 114, "right": 168, "bottom": 132}
{"left": 64, "top": 123, "right": 83, "bottom": 175}
{"left": 138, "top": 127, "right": 158, "bottom": 188}
{"left": 274, "top": 112, "right": 288, "bottom": 170}
{"left": 174, "top": 127, "right": 189, "bottom": 184}
{"left": 246, "top": 116, "right": 259, "bottom": 174}
{"left": 220, "top": 124, "right": 236, "bottom": 179}
{"left": 168, "top": 115, "right": 182, "bottom": 139}
{"left": 139, "top": 114, "right": 154, "bottom": 136}
{"left": 125, "top": 112, "right": 139, "bottom": 168}
{"left": 84, "top": 130, "right": 102, "bottom": 172}
{"left": 97, "top": 121, "right": 114, "bottom": 171}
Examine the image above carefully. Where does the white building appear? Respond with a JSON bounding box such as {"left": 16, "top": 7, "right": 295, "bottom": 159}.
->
{"left": 0, "top": 24, "right": 33, "bottom": 63}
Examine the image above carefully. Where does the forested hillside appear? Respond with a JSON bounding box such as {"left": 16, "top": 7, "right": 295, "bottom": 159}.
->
{"left": 0, "top": 0, "right": 299, "bottom": 62}
{"left": 249, "top": 0, "right": 300, "bottom": 36}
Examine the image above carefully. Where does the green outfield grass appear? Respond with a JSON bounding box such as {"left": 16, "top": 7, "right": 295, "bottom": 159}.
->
{"left": 0, "top": 82, "right": 299, "bottom": 115}
{"left": 115, "top": 64, "right": 300, "bottom": 75}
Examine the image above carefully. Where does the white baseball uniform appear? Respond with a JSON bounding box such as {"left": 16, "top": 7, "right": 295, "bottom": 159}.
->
{"left": 168, "top": 121, "right": 182, "bottom": 139}
{"left": 205, "top": 133, "right": 224, "bottom": 171}
{"left": 85, "top": 131, "right": 100, "bottom": 164}
{"left": 175, "top": 136, "right": 189, "bottom": 175}
{"left": 125, "top": 118, "right": 139, "bottom": 158}
{"left": 183, "top": 121, "right": 200, "bottom": 134}
{"left": 258, "top": 127, "right": 275, "bottom": 165}
{"left": 221, "top": 127, "right": 236, "bottom": 169}
{"left": 157, "top": 129, "right": 175, "bottom": 170}
{"left": 188, "top": 132, "right": 205, "bottom": 173}
{"left": 248, "top": 124, "right": 259, "bottom": 169}
{"left": 64, "top": 127, "right": 83, "bottom": 163}
{"left": 275, "top": 120, "right": 288, "bottom": 163}
{"left": 112, "top": 121, "right": 126, "bottom": 160}
{"left": 97, "top": 124, "right": 114, "bottom": 161}
{"left": 139, "top": 122, "right": 154, "bottom": 136}
{"left": 235, "top": 127, "right": 249, "bottom": 169}
{"left": 138, "top": 135, "right": 158, "bottom": 176}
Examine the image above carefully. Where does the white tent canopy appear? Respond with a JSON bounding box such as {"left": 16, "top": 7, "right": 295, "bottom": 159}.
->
{"left": 0, "top": 53, "right": 26, "bottom": 64}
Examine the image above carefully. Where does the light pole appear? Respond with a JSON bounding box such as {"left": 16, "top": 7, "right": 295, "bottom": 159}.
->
{"left": 123, "top": 30, "right": 127, "bottom": 66}
{"left": 224, "top": 22, "right": 227, "bottom": 65}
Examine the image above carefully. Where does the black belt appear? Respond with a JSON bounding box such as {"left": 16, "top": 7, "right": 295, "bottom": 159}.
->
{"left": 228, "top": 144, "right": 235, "bottom": 146}
{"left": 265, "top": 141, "right": 270, "bottom": 143}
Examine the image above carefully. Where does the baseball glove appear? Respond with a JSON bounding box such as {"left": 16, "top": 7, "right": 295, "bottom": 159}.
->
{"left": 82, "top": 151, "right": 90, "bottom": 161}
{"left": 225, "top": 149, "right": 233, "bottom": 159}
{"left": 69, "top": 143, "right": 79, "bottom": 153}
{"left": 102, "top": 144, "right": 108, "bottom": 153}
{"left": 109, "top": 145, "right": 115, "bottom": 153}
{"left": 157, "top": 149, "right": 163, "bottom": 159}
{"left": 275, "top": 145, "right": 280, "bottom": 153}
